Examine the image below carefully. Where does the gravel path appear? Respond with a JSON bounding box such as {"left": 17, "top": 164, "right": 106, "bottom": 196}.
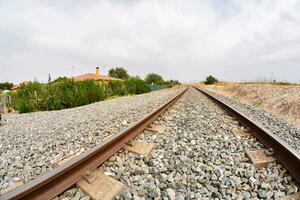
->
{"left": 59, "top": 87, "right": 299, "bottom": 199}
{"left": 203, "top": 89, "right": 300, "bottom": 153}
{"left": 0, "top": 88, "right": 182, "bottom": 192}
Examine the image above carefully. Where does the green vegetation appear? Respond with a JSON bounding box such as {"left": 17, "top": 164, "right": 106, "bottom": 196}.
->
{"left": 11, "top": 69, "right": 179, "bottom": 113}
{"left": 165, "top": 80, "right": 181, "bottom": 87}
{"left": 12, "top": 79, "right": 106, "bottom": 113}
{"left": 108, "top": 67, "right": 129, "bottom": 80}
{"left": 12, "top": 76, "right": 152, "bottom": 113}
{"left": 204, "top": 75, "right": 219, "bottom": 85}
{"left": 144, "top": 73, "right": 180, "bottom": 91}
{"left": 125, "top": 76, "right": 151, "bottom": 94}
{"left": 0, "top": 82, "right": 13, "bottom": 90}
{"left": 145, "top": 73, "right": 164, "bottom": 84}
{"left": 107, "top": 76, "right": 150, "bottom": 96}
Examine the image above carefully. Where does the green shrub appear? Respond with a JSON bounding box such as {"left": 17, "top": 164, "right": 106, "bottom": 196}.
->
{"left": 204, "top": 75, "right": 219, "bottom": 85}
{"left": 12, "top": 77, "right": 151, "bottom": 113}
{"left": 125, "top": 77, "right": 150, "bottom": 94}
{"left": 12, "top": 79, "right": 106, "bottom": 113}
{"left": 107, "top": 80, "right": 126, "bottom": 96}
{"left": 108, "top": 77, "right": 150, "bottom": 96}
{"left": 12, "top": 81, "right": 43, "bottom": 112}
{"left": 12, "top": 97, "right": 36, "bottom": 113}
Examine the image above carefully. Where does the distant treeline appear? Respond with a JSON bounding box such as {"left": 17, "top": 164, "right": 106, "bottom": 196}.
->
{"left": 0, "top": 82, "right": 13, "bottom": 90}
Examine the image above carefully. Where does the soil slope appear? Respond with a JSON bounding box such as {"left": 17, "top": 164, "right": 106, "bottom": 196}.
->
{"left": 204, "top": 83, "right": 300, "bottom": 127}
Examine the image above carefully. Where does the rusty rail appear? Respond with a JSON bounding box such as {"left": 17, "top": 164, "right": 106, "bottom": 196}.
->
{"left": 1, "top": 88, "right": 188, "bottom": 200}
{"left": 194, "top": 87, "right": 300, "bottom": 183}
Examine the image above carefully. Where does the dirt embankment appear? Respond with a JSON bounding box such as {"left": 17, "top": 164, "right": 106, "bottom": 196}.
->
{"left": 203, "top": 83, "right": 300, "bottom": 127}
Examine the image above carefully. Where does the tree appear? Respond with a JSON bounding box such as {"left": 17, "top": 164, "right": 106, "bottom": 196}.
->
{"left": 53, "top": 76, "right": 70, "bottom": 83}
{"left": 108, "top": 67, "right": 129, "bottom": 80}
{"left": 204, "top": 75, "right": 219, "bottom": 85}
{"left": 0, "top": 82, "right": 13, "bottom": 90}
{"left": 145, "top": 73, "right": 164, "bottom": 84}
{"left": 48, "top": 74, "right": 52, "bottom": 83}
{"left": 125, "top": 76, "right": 150, "bottom": 94}
{"left": 168, "top": 79, "right": 181, "bottom": 87}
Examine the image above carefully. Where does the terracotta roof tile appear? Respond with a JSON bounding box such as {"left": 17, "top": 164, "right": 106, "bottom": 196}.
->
{"left": 11, "top": 81, "right": 29, "bottom": 90}
{"left": 73, "top": 73, "right": 122, "bottom": 81}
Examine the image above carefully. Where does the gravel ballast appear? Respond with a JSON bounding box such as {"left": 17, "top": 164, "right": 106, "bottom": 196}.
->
{"left": 59, "top": 88, "right": 299, "bottom": 199}
{"left": 0, "top": 89, "right": 181, "bottom": 192}
{"left": 204, "top": 89, "right": 300, "bottom": 152}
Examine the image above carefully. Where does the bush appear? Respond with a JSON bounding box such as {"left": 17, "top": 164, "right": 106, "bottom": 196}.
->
{"left": 204, "top": 75, "right": 219, "bottom": 85}
{"left": 12, "top": 79, "right": 106, "bottom": 113}
{"left": 12, "top": 98, "right": 32, "bottom": 113}
{"left": 107, "top": 80, "right": 127, "bottom": 96}
{"left": 12, "top": 77, "right": 151, "bottom": 113}
{"left": 108, "top": 77, "right": 150, "bottom": 96}
{"left": 125, "top": 77, "right": 150, "bottom": 94}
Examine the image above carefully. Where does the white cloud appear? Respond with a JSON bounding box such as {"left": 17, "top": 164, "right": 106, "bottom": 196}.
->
{"left": 0, "top": 0, "right": 300, "bottom": 83}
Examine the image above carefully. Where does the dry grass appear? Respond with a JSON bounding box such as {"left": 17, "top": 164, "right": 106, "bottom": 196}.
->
{"left": 201, "top": 82, "right": 300, "bottom": 127}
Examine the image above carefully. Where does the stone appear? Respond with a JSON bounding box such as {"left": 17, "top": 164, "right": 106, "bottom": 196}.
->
{"left": 122, "top": 120, "right": 128, "bottom": 126}
{"left": 274, "top": 191, "right": 286, "bottom": 199}
{"left": 167, "top": 173, "right": 174, "bottom": 182}
{"left": 166, "top": 188, "right": 176, "bottom": 200}
{"left": 261, "top": 182, "right": 269, "bottom": 189}
{"left": 258, "top": 189, "right": 267, "bottom": 199}
{"left": 0, "top": 181, "right": 23, "bottom": 195}
{"left": 137, "top": 188, "right": 147, "bottom": 196}
{"left": 159, "top": 183, "right": 167, "bottom": 189}
{"left": 64, "top": 188, "right": 77, "bottom": 197}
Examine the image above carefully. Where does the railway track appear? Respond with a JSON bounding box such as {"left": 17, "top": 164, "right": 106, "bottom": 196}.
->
{"left": 1, "top": 87, "right": 299, "bottom": 199}
{"left": 0, "top": 88, "right": 187, "bottom": 200}
{"left": 193, "top": 87, "right": 300, "bottom": 183}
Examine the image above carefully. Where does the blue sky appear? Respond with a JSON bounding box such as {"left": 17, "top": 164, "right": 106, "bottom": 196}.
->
{"left": 1, "top": 0, "right": 300, "bottom": 83}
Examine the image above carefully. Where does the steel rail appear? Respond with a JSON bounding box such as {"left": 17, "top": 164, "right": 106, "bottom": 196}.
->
{"left": 1, "top": 88, "right": 188, "bottom": 200}
{"left": 194, "top": 87, "right": 300, "bottom": 183}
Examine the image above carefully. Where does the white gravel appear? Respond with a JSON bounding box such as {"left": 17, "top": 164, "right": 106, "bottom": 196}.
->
{"left": 0, "top": 88, "right": 182, "bottom": 192}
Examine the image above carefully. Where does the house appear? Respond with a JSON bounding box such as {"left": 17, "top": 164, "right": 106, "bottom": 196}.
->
{"left": 73, "top": 67, "right": 122, "bottom": 82}
{"left": 11, "top": 67, "right": 119, "bottom": 91}
{"left": 11, "top": 81, "right": 29, "bottom": 91}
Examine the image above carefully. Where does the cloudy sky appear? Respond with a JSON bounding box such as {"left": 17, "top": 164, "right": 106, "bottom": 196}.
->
{"left": 1, "top": 0, "right": 300, "bottom": 84}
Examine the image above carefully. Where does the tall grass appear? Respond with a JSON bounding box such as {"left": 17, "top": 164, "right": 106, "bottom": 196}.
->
{"left": 107, "top": 77, "right": 151, "bottom": 96}
{"left": 12, "top": 79, "right": 106, "bottom": 113}
{"left": 12, "top": 77, "right": 151, "bottom": 113}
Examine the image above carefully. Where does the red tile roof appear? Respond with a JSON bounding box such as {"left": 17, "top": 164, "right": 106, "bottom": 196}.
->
{"left": 73, "top": 73, "right": 122, "bottom": 81}
{"left": 11, "top": 81, "right": 29, "bottom": 90}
